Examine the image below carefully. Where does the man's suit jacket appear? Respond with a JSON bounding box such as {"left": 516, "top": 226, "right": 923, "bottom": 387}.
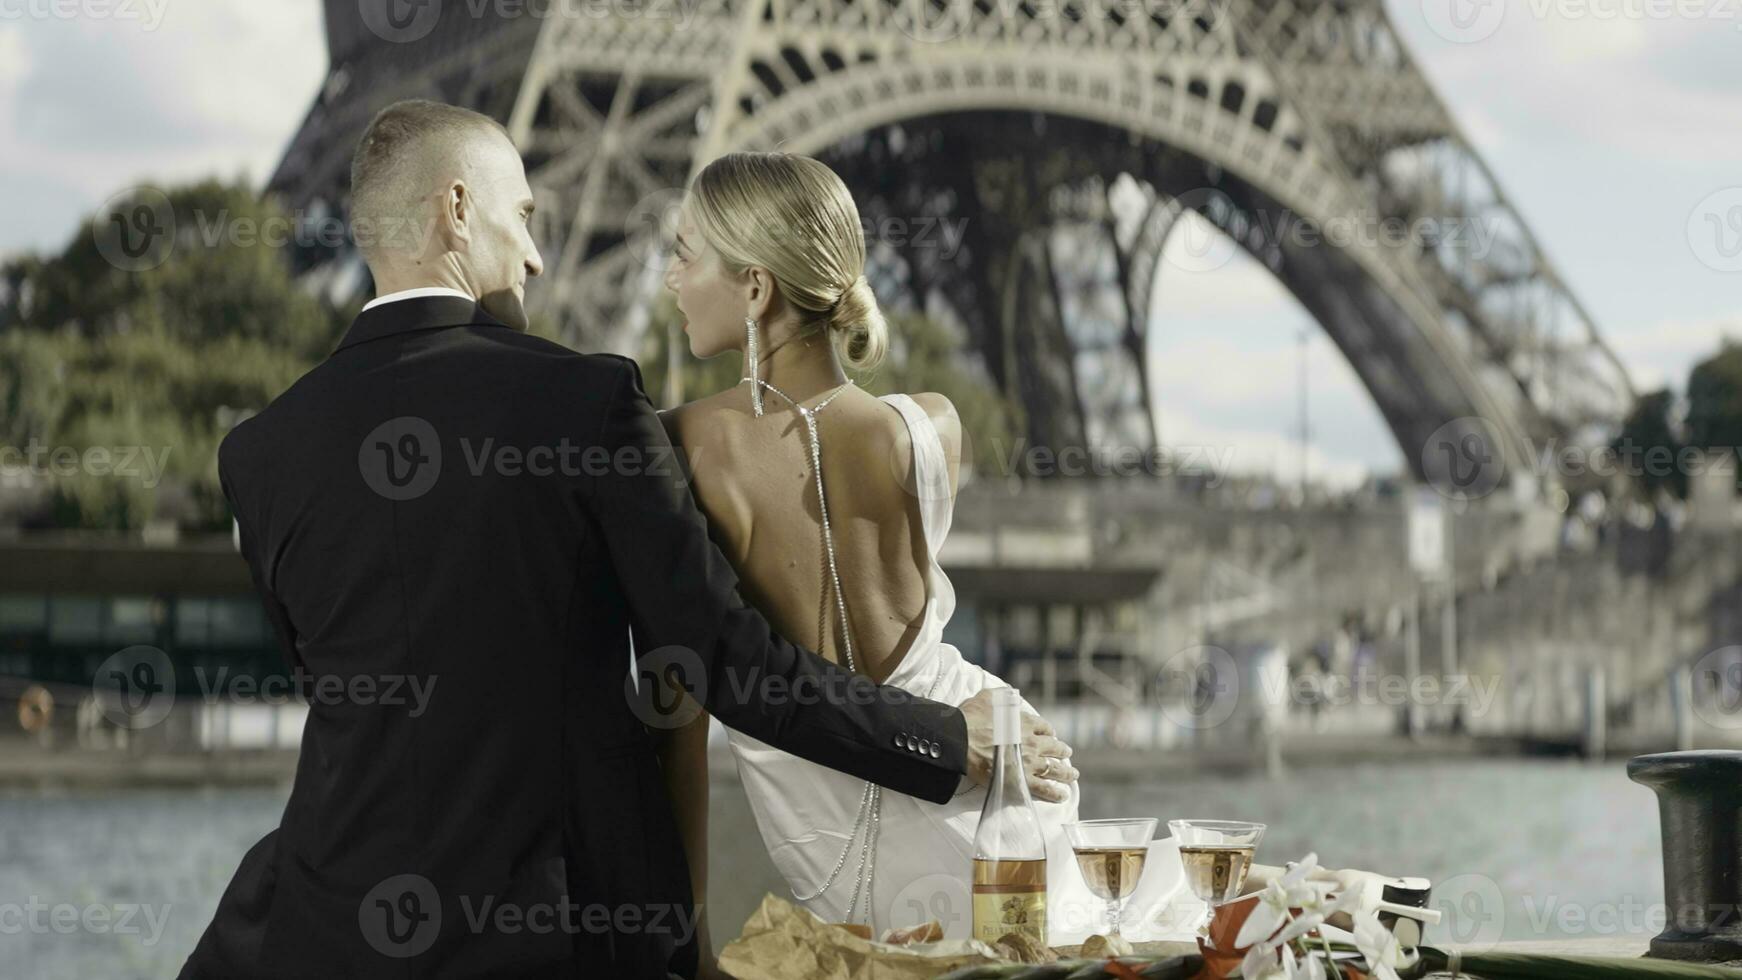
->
{"left": 179, "top": 296, "right": 968, "bottom": 979}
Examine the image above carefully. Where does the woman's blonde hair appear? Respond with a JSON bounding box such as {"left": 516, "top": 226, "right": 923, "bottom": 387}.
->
{"left": 686, "top": 152, "right": 887, "bottom": 371}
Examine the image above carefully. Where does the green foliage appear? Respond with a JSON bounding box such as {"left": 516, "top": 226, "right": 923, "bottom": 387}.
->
{"left": 855, "top": 311, "right": 1024, "bottom": 478}
{"left": 1612, "top": 388, "right": 1687, "bottom": 502}
{"left": 635, "top": 294, "right": 1021, "bottom": 474}
{"left": 0, "top": 180, "right": 348, "bottom": 530}
{"left": 1686, "top": 340, "right": 1742, "bottom": 452}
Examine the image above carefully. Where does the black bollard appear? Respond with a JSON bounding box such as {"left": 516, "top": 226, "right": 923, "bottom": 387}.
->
{"left": 1628, "top": 750, "right": 1742, "bottom": 961}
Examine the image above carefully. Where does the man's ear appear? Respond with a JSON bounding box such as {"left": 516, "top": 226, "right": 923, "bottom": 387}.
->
{"left": 444, "top": 181, "right": 473, "bottom": 246}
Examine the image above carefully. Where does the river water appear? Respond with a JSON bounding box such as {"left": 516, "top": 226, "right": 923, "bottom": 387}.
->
{"left": 0, "top": 759, "right": 1665, "bottom": 978}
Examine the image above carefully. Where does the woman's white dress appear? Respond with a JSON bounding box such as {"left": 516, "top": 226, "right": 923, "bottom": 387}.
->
{"left": 723, "top": 392, "right": 1082, "bottom": 940}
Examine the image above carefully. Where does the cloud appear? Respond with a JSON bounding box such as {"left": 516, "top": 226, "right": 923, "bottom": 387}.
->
{"left": 1, "top": 1, "right": 326, "bottom": 252}
{"left": 1395, "top": 2, "right": 1742, "bottom": 165}
{"left": 0, "top": 24, "right": 27, "bottom": 123}
{"left": 1608, "top": 315, "right": 1742, "bottom": 392}
{"left": 1145, "top": 238, "right": 1407, "bottom": 486}
{"left": 1152, "top": 404, "right": 1384, "bottom": 492}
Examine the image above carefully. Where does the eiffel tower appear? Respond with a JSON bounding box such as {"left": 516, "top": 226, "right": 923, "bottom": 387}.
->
{"left": 270, "top": 0, "right": 1633, "bottom": 488}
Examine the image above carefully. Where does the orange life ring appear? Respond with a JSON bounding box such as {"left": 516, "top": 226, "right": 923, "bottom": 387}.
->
{"left": 18, "top": 685, "right": 53, "bottom": 735}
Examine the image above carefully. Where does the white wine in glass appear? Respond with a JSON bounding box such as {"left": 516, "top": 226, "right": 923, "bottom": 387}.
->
{"left": 1167, "top": 819, "right": 1266, "bottom": 940}
{"left": 1064, "top": 818, "right": 1157, "bottom": 941}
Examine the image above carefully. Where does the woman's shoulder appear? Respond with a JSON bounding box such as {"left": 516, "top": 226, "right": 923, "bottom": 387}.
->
{"left": 877, "top": 391, "right": 963, "bottom": 499}
{"left": 660, "top": 386, "right": 751, "bottom": 446}
{"left": 892, "top": 391, "right": 962, "bottom": 461}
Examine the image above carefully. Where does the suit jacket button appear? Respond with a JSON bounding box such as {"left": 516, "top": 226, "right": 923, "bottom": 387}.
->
{"left": 905, "top": 736, "right": 917, "bottom": 751}
{"left": 930, "top": 744, "right": 942, "bottom": 758}
{"left": 893, "top": 734, "right": 905, "bottom": 748}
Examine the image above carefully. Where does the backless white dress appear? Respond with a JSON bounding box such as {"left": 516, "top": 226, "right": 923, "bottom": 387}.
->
{"left": 723, "top": 388, "right": 1081, "bottom": 940}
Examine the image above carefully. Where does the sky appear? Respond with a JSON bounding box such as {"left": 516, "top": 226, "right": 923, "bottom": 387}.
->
{"left": 1, "top": 1, "right": 1738, "bottom": 486}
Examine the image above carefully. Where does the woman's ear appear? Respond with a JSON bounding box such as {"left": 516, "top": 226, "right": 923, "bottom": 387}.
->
{"left": 744, "top": 265, "right": 776, "bottom": 321}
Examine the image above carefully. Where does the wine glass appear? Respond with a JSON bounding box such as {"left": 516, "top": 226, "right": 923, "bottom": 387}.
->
{"left": 1064, "top": 818, "right": 1157, "bottom": 942}
{"left": 1167, "top": 819, "right": 1266, "bottom": 940}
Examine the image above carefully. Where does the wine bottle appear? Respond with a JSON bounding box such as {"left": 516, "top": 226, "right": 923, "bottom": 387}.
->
{"left": 970, "top": 687, "right": 1047, "bottom": 947}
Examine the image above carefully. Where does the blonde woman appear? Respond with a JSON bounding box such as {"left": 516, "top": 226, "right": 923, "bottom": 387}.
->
{"left": 654, "top": 152, "right": 1082, "bottom": 961}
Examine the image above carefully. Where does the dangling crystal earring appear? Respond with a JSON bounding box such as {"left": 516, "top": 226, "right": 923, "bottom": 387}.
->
{"left": 743, "top": 315, "right": 764, "bottom": 417}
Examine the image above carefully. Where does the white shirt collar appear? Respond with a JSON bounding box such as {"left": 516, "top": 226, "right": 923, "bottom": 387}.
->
{"left": 362, "top": 286, "right": 476, "bottom": 312}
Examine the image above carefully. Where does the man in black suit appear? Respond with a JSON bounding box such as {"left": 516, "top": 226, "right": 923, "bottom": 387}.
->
{"left": 179, "top": 100, "right": 1074, "bottom": 979}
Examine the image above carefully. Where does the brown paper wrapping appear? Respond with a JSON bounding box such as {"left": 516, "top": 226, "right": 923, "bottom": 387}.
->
{"left": 717, "top": 894, "right": 1009, "bottom": 980}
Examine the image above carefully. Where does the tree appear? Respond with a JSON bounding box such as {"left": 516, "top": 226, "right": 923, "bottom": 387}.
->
{"left": 1611, "top": 388, "right": 1686, "bottom": 502}
{"left": 0, "top": 180, "right": 350, "bottom": 530}
{"left": 1685, "top": 340, "right": 1742, "bottom": 490}
{"left": 1686, "top": 341, "right": 1742, "bottom": 449}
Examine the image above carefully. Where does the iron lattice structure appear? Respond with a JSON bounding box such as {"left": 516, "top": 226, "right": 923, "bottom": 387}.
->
{"left": 271, "top": 0, "right": 1634, "bottom": 486}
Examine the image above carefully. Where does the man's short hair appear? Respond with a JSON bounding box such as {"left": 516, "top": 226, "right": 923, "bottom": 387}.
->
{"left": 349, "top": 100, "right": 510, "bottom": 260}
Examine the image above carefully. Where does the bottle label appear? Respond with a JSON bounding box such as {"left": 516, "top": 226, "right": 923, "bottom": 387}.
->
{"left": 971, "top": 887, "right": 1046, "bottom": 945}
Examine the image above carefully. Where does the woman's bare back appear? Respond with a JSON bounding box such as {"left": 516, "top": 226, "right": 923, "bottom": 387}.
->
{"left": 662, "top": 383, "right": 960, "bottom": 685}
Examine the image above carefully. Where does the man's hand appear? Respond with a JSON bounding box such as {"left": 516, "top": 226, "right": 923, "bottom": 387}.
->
{"left": 960, "top": 689, "right": 1078, "bottom": 803}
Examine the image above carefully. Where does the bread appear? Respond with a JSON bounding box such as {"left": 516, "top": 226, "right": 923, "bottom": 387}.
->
{"left": 880, "top": 920, "right": 945, "bottom": 945}
{"left": 993, "top": 930, "right": 1059, "bottom": 964}
{"left": 1081, "top": 933, "right": 1135, "bottom": 959}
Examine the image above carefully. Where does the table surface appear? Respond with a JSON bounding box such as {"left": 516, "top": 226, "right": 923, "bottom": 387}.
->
{"left": 1055, "top": 935, "right": 1679, "bottom": 977}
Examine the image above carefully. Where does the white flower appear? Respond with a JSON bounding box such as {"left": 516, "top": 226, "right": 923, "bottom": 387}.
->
{"left": 1237, "top": 853, "right": 1329, "bottom": 950}
{"left": 1352, "top": 908, "right": 1407, "bottom": 980}
{"left": 1235, "top": 853, "right": 1405, "bottom": 980}
{"left": 1235, "top": 888, "right": 1289, "bottom": 950}
{"left": 1241, "top": 940, "right": 1284, "bottom": 979}
{"left": 1291, "top": 949, "right": 1328, "bottom": 980}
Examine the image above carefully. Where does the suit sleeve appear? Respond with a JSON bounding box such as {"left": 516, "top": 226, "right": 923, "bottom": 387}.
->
{"left": 582, "top": 356, "right": 967, "bottom": 804}
{"left": 218, "top": 428, "right": 304, "bottom": 674}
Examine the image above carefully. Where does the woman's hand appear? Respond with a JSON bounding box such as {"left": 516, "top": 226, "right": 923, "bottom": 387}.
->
{"left": 958, "top": 690, "right": 1078, "bottom": 803}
